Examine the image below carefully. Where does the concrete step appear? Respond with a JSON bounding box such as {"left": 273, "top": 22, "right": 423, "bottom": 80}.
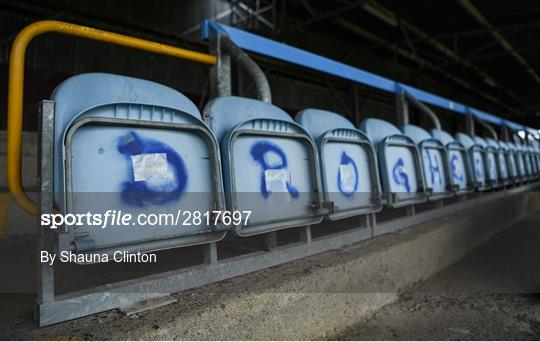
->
{"left": 334, "top": 211, "right": 540, "bottom": 340}
{"left": 1, "top": 190, "right": 538, "bottom": 339}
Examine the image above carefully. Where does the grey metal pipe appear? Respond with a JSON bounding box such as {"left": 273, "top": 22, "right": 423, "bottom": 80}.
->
{"left": 474, "top": 117, "right": 498, "bottom": 140}
{"left": 220, "top": 35, "right": 272, "bottom": 103}
{"left": 500, "top": 125, "right": 510, "bottom": 142}
{"left": 465, "top": 113, "right": 475, "bottom": 136}
{"left": 403, "top": 90, "right": 441, "bottom": 129}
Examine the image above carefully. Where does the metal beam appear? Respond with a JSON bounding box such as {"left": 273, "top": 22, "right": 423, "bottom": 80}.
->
{"left": 281, "top": 1, "right": 362, "bottom": 33}
{"left": 362, "top": 0, "right": 522, "bottom": 104}
{"left": 457, "top": 0, "right": 540, "bottom": 85}
{"left": 333, "top": 17, "right": 515, "bottom": 112}
{"left": 300, "top": 0, "right": 317, "bottom": 18}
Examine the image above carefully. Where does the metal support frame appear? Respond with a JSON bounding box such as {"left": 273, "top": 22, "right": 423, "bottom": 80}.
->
{"left": 265, "top": 231, "right": 278, "bottom": 250}
{"left": 502, "top": 125, "right": 510, "bottom": 142}
{"left": 209, "top": 33, "right": 232, "bottom": 103}
{"left": 209, "top": 33, "right": 271, "bottom": 103}
{"left": 36, "top": 100, "right": 55, "bottom": 310}
{"left": 203, "top": 243, "right": 218, "bottom": 265}
{"left": 466, "top": 113, "right": 475, "bottom": 136}
{"left": 474, "top": 116, "right": 498, "bottom": 140}
{"left": 395, "top": 87, "right": 409, "bottom": 127}
{"left": 396, "top": 87, "right": 441, "bottom": 129}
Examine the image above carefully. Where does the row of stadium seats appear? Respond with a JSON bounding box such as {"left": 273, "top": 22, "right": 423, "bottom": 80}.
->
{"left": 52, "top": 73, "right": 540, "bottom": 256}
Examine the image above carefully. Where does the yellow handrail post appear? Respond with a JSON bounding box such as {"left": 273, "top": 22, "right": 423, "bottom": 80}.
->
{"left": 6, "top": 20, "right": 216, "bottom": 215}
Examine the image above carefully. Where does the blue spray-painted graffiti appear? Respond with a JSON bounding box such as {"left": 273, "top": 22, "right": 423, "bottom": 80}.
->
{"left": 117, "top": 132, "right": 187, "bottom": 206}
{"left": 337, "top": 151, "right": 359, "bottom": 197}
{"left": 250, "top": 140, "right": 299, "bottom": 199}
{"left": 450, "top": 154, "right": 464, "bottom": 182}
{"left": 392, "top": 158, "right": 411, "bottom": 192}
{"left": 425, "top": 150, "right": 442, "bottom": 186}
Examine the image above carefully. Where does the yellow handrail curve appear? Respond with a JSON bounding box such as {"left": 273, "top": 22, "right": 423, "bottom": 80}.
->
{"left": 6, "top": 20, "right": 216, "bottom": 215}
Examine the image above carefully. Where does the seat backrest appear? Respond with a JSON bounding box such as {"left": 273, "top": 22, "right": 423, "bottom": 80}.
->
{"left": 474, "top": 136, "right": 498, "bottom": 181}
{"left": 431, "top": 128, "right": 471, "bottom": 192}
{"left": 295, "top": 108, "right": 356, "bottom": 141}
{"left": 455, "top": 132, "right": 487, "bottom": 188}
{"left": 204, "top": 96, "right": 294, "bottom": 145}
{"left": 360, "top": 118, "right": 402, "bottom": 145}
{"left": 533, "top": 140, "right": 540, "bottom": 172}
{"left": 360, "top": 118, "right": 426, "bottom": 207}
{"left": 507, "top": 141, "right": 525, "bottom": 178}
{"left": 473, "top": 136, "right": 488, "bottom": 148}
{"left": 401, "top": 124, "right": 432, "bottom": 145}
{"left": 53, "top": 73, "right": 201, "bottom": 197}
{"left": 431, "top": 129, "right": 455, "bottom": 146}
{"left": 500, "top": 141, "right": 518, "bottom": 179}
{"left": 402, "top": 125, "right": 450, "bottom": 197}
{"left": 52, "top": 73, "right": 227, "bottom": 255}
{"left": 455, "top": 132, "right": 476, "bottom": 149}
{"left": 205, "top": 97, "right": 323, "bottom": 236}
{"left": 295, "top": 109, "right": 382, "bottom": 219}
{"left": 487, "top": 138, "right": 508, "bottom": 180}
{"left": 485, "top": 138, "right": 499, "bottom": 149}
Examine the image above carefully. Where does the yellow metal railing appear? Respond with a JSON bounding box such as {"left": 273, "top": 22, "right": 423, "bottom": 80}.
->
{"left": 6, "top": 20, "right": 217, "bottom": 215}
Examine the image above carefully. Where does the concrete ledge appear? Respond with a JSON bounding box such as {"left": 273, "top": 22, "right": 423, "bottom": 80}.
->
{"left": 7, "top": 189, "right": 539, "bottom": 339}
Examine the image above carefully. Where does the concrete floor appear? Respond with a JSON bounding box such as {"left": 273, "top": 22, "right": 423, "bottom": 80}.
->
{"left": 1, "top": 192, "right": 538, "bottom": 340}
{"left": 335, "top": 211, "right": 540, "bottom": 340}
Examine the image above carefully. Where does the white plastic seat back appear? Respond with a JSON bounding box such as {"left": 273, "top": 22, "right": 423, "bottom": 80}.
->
{"left": 431, "top": 129, "right": 473, "bottom": 193}
{"left": 296, "top": 109, "right": 382, "bottom": 219}
{"left": 402, "top": 125, "right": 452, "bottom": 199}
{"left": 456, "top": 132, "right": 488, "bottom": 190}
{"left": 360, "top": 118, "right": 426, "bottom": 207}
{"left": 474, "top": 136, "right": 499, "bottom": 187}
{"left": 53, "top": 73, "right": 227, "bottom": 257}
{"left": 205, "top": 96, "right": 324, "bottom": 236}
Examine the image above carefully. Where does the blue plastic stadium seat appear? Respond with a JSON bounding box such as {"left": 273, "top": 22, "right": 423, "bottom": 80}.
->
{"left": 497, "top": 141, "right": 518, "bottom": 183}
{"left": 487, "top": 138, "right": 510, "bottom": 186}
{"left": 524, "top": 145, "right": 534, "bottom": 180}
{"left": 525, "top": 143, "right": 538, "bottom": 178}
{"left": 513, "top": 137, "right": 530, "bottom": 181}
{"left": 401, "top": 125, "right": 453, "bottom": 200}
{"left": 474, "top": 136, "right": 499, "bottom": 187}
{"left": 296, "top": 109, "right": 382, "bottom": 220}
{"left": 204, "top": 96, "right": 323, "bottom": 236}
{"left": 455, "top": 132, "right": 489, "bottom": 190}
{"left": 52, "top": 73, "right": 227, "bottom": 257}
{"left": 431, "top": 129, "right": 474, "bottom": 194}
{"left": 507, "top": 141, "right": 525, "bottom": 182}
{"left": 360, "top": 118, "right": 426, "bottom": 207}
{"left": 533, "top": 140, "right": 540, "bottom": 178}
